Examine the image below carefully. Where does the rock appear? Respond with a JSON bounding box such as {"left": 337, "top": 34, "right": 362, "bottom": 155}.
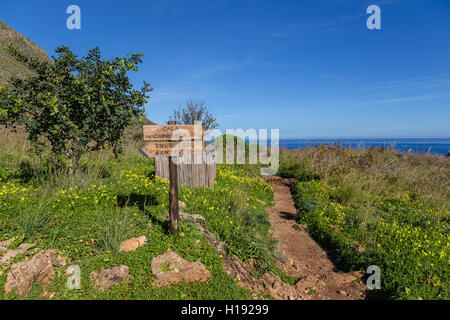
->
{"left": 181, "top": 212, "right": 205, "bottom": 222}
{"left": 164, "top": 212, "right": 205, "bottom": 222}
{"left": 119, "top": 236, "right": 147, "bottom": 252}
{"left": 151, "top": 251, "right": 211, "bottom": 287}
{"left": 0, "top": 239, "right": 13, "bottom": 252}
{"left": 0, "top": 243, "right": 33, "bottom": 265}
{"left": 337, "top": 289, "right": 348, "bottom": 296}
{"left": 342, "top": 273, "right": 358, "bottom": 282}
{"left": 5, "top": 250, "right": 64, "bottom": 296}
{"left": 262, "top": 273, "right": 299, "bottom": 300}
{"left": 90, "top": 265, "right": 131, "bottom": 291}
{"left": 178, "top": 201, "right": 186, "bottom": 209}
{"left": 295, "top": 275, "right": 326, "bottom": 293}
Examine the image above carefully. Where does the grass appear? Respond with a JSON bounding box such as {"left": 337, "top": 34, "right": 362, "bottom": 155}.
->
{"left": 280, "top": 145, "right": 449, "bottom": 300}
{"left": 15, "top": 202, "right": 54, "bottom": 242}
{"left": 93, "top": 210, "right": 133, "bottom": 252}
{"left": 0, "top": 128, "right": 295, "bottom": 300}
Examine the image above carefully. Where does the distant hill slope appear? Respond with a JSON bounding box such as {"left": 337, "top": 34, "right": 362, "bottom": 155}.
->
{"left": 0, "top": 20, "right": 49, "bottom": 83}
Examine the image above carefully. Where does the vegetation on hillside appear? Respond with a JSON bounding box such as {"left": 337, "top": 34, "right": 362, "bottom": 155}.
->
{"left": 0, "top": 128, "right": 297, "bottom": 299}
{"left": 280, "top": 145, "right": 449, "bottom": 300}
{"left": 0, "top": 20, "right": 49, "bottom": 83}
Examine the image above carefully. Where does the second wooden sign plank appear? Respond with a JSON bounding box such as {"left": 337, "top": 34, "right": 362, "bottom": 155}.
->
{"left": 143, "top": 125, "right": 204, "bottom": 141}
{"left": 140, "top": 141, "right": 205, "bottom": 158}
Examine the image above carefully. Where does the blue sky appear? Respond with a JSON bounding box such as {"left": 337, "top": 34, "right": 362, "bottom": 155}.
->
{"left": 1, "top": 0, "right": 449, "bottom": 138}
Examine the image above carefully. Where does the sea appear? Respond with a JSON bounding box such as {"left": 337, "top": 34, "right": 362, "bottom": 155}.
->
{"left": 275, "top": 138, "right": 450, "bottom": 156}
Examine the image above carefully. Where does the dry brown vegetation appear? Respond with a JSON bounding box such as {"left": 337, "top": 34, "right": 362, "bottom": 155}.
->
{"left": 280, "top": 145, "right": 450, "bottom": 211}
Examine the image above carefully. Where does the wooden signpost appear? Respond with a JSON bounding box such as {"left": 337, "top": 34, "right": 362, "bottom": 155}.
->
{"left": 140, "top": 124, "right": 204, "bottom": 158}
{"left": 140, "top": 121, "right": 205, "bottom": 235}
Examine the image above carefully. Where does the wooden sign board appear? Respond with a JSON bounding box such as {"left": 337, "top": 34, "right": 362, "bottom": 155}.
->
{"left": 140, "top": 123, "right": 210, "bottom": 236}
{"left": 143, "top": 125, "right": 203, "bottom": 142}
{"left": 140, "top": 141, "right": 205, "bottom": 158}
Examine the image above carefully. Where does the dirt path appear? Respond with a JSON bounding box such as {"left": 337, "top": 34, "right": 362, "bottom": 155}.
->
{"left": 265, "top": 176, "right": 367, "bottom": 300}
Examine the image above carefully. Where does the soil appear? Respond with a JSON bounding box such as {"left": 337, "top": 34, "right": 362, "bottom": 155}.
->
{"left": 264, "top": 176, "right": 367, "bottom": 300}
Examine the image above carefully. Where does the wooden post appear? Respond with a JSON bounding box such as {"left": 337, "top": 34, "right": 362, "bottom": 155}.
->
{"left": 167, "top": 120, "right": 179, "bottom": 235}
{"left": 168, "top": 156, "right": 179, "bottom": 235}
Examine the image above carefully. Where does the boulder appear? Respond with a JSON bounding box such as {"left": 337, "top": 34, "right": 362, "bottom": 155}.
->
{"left": 5, "top": 250, "right": 65, "bottom": 296}
{"left": 90, "top": 265, "right": 131, "bottom": 291}
{"left": 119, "top": 236, "right": 147, "bottom": 252}
{"left": 151, "top": 251, "right": 211, "bottom": 287}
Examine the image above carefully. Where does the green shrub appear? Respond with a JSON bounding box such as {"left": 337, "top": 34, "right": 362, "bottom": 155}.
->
{"left": 278, "top": 162, "right": 319, "bottom": 181}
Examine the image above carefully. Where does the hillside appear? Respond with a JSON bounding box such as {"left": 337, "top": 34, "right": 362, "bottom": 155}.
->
{"left": 0, "top": 20, "right": 49, "bottom": 83}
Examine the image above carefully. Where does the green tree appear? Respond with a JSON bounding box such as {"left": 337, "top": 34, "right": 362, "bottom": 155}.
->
{"left": 0, "top": 45, "right": 152, "bottom": 184}
{"left": 169, "top": 99, "right": 218, "bottom": 130}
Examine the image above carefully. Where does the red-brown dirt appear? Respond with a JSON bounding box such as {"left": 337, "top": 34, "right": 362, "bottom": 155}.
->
{"left": 265, "top": 176, "right": 367, "bottom": 300}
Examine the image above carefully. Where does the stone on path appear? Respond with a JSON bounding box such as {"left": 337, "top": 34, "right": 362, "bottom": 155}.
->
{"left": 151, "top": 251, "right": 211, "bottom": 287}
{"left": 262, "top": 273, "right": 300, "bottom": 300}
{"left": 295, "top": 275, "right": 327, "bottom": 294}
{"left": 119, "top": 236, "right": 147, "bottom": 252}
{"left": 5, "top": 250, "right": 65, "bottom": 296}
{"left": 90, "top": 265, "right": 131, "bottom": 291}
